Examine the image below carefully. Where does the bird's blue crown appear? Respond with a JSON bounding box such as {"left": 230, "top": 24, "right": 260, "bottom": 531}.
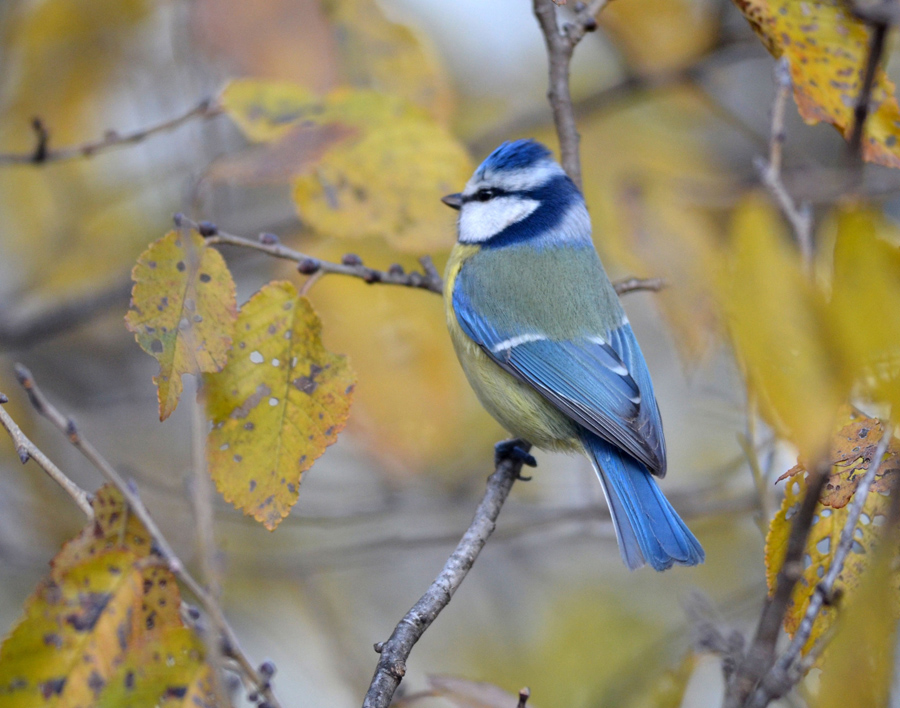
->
{"left": 475, "top": 139, "right": 553, "bottom": 178}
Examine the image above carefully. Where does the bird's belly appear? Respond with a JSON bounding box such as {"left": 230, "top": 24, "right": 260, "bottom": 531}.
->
{"left": 449, "top": 326, "right": 580, "bottom": 452}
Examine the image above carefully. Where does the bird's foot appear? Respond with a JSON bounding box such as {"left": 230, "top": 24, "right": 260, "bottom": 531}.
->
{"left": 494, "top": 438, "right": 537, "bottom": 475}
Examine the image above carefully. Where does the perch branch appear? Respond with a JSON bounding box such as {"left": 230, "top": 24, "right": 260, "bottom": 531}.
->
{"left": 0, "top": 99, "right": 220, "bottom": 166}
{"left": 13, "top": 365, "right": 282, "bottom": 708}
{"left": 361, "top": 442, "right": 533, "bottom": 708}
{"left": 751, "top": 422, "right": 893, "bottom": 706}
{"left": 196, "top": 217, "right": 662, "bottom": 297}
{"left": 0, "top": 394, "right": 94, "bottom": 518}
{"left": 754, "top": 58, "right": 813, "bottom": 271}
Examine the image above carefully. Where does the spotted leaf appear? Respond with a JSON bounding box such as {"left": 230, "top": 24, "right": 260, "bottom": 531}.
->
{"left": 0, "top": 486, "right": 207, "bottom": 708}
{"left": 733, "top": 0, "right": 900, "bottom": 168}
{"left": 125, "top": 229, "right": 237, "bottom": 420}
{"left": 206, "top": 281, "right": 355, "bottom": 530}
{"left": 765, "top": 413, "right": 900, "bottom": 656}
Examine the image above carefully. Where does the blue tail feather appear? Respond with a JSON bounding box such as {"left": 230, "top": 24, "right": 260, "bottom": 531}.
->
{"left": 580, "top": 430, "right": 704, "bottom": 571}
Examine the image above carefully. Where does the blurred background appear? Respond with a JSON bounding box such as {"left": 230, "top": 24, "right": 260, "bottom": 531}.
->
{"left": 0, "top": 0, "right": 879, "bottom": 705}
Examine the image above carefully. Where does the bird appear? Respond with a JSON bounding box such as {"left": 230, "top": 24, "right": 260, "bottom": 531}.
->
{"left": 441, "top": 139, "right": 704, "bottom": 571}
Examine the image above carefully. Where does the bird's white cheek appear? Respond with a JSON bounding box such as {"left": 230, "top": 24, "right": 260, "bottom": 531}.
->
{"left": 458, "top": 197, "right": 540, "bottom": 243}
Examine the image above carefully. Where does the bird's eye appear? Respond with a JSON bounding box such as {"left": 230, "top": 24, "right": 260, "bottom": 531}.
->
{"left": 474, "top": 188, "right": 498, "bottom": 201}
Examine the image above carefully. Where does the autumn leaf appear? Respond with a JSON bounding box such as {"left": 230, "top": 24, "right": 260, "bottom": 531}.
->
{"left": 220, "top": 80, "right": 472, "bottom": 251}
{"left": 0, "top": 486, "right": 211, "bottom": 708}
{"left": 732, "top": 0, "right": 900, "bottom": 167}
{"left": 206, "top": 281, "right": 355, "bottom": 530}
{"left": 720, "top": 195, "right": 846, "bottom": 459}
{"left": 765, "top": 412, "right": 900, "bottom": 655}
{"left": 125, "top": 229, "right": 238, "bottom": 420}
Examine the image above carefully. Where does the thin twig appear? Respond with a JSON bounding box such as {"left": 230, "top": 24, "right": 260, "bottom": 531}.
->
{"left": 0, "top": 394, "right": 94, "bottom": 518}
{"left": 361, "top": 442, "right": 532, "bottom": 708}
{"left": 13, "top": 365, "right": 281, "bottom": 708}
{"left": 754, "top": 58, "right": 814, "bottom": 272}
{"left": 847, "top": 20, "right": 889, "bottom": 160}
{"left": 198, "top": 216, "right": 663, "bottom": 298}
{"left": 723, "top": 463, "right": 830, "bottom": 708}
{"left": 751, "top": 422, "right": 893, "bottom": 707}
{"left": 196, "top": 218, "right": 445, "bottom": 294}
{"left": 532, "top": 0, "right": 609, "bottom": 188}
{"left": 0, "top": 99, "right": 221, "bottom": 166}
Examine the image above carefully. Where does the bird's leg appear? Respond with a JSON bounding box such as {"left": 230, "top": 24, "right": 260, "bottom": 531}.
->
{"left": 494, "top": 438, "right": 537, "bottom": 472}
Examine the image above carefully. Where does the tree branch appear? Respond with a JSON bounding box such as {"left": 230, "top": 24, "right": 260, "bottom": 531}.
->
{"left": 532, "top": 0, "right": 609, "bottom": 188}
{"left": 0, "top": 99, "right": 220, "bottom": 166}
{"left": 361, "top": 442, "right": 532, "bottom": 708}
{"left": 847, "top": 18, "right": 889, "bottom": 160}
{"left": 0, "top": 393, "right": 94, "bottom": 518}
{"left": 196, "top": 216, "right": 662, "bottom": 298}
{"left": 12, "top": 365, "right": 282, "bottom": 708}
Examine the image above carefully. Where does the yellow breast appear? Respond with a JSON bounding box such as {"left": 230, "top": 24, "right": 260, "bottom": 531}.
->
{"left": 443, "top": 244, "right": 580, "bottom": 452}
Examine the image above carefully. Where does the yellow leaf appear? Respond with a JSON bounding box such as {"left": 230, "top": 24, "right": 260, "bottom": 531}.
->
{"left": 97, "top": 626, "right": 213, "bottom": 708}
{"left": 733, "top": 0, "right": 900, "bottom": 168}
{"left": 721, "top": 195, "right": 844, "bottom": 459}
{"left": 220, "top": 81, "right": 472, "bottom": 251}
{"left": 830, "top": 205, "right": 900, "bottom": 411}
{"left": 764, "top": 413, "right": 899, "bottom": 655}
{"left": 321, "top": 0, "right": 455, "bottom": 124}
{"left": 814, "top": 533, "right": 897, "bottom": 708}
{"left": 125, "top": 229, "right": 237, "bottom": 420}
{"left": 0, "top": 551, "right": 144, "bottom": 708}
{"left": 205, "top": 281, "right": 355, "bottom": 530}
{"left": 0, "top": 486, "right": 206, "bottom": 708}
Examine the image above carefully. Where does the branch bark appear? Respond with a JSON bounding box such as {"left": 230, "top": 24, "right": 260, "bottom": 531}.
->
{"left": 0, "top": 99, "right": 220, "bottom": 166}
{"left": 361, "top": 442, "right": 532, "bottom": 708}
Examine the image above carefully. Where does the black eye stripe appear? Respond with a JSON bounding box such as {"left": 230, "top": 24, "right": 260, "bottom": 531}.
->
{"left": 462, "top": 187, "right": 509, "bottom": 204}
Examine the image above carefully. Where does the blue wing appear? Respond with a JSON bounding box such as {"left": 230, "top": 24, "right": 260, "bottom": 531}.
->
{"left": 453, "top": 281, "right": 667, "bottom": 476}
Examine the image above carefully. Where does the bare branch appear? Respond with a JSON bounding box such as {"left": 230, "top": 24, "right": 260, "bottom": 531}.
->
{"left": 0, "top": 99, "right": 220, "bottom": 166}
{"left": 754, "top": 58, "right": 814, "bottom": 271}
{"left": 362, "top": 442, "right": 532, "bottom": 708}
{"left": 750, "top": 422, "right": 894, "bottom": 707}
{"left": 532, "top": 0, "right": 611, "bottom": 188}
{"left": 0, "top": 394, "right": 94, "bottom": 518}
{"left": 13, "top": 365, "right": 282, "bottom": 708}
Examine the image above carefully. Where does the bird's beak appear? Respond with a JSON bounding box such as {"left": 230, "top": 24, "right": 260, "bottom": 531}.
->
{"left": 441, "top": 193, "right": 463, "bottom": 210}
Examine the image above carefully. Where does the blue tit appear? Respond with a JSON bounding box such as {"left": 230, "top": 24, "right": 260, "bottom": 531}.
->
{"left": 441, "top": 139, "right": 704, "bottom": 571}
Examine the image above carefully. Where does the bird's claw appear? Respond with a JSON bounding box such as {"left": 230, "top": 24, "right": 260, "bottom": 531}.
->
{"left": 494, "top": 439, "right": 537, "bottom": 469}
